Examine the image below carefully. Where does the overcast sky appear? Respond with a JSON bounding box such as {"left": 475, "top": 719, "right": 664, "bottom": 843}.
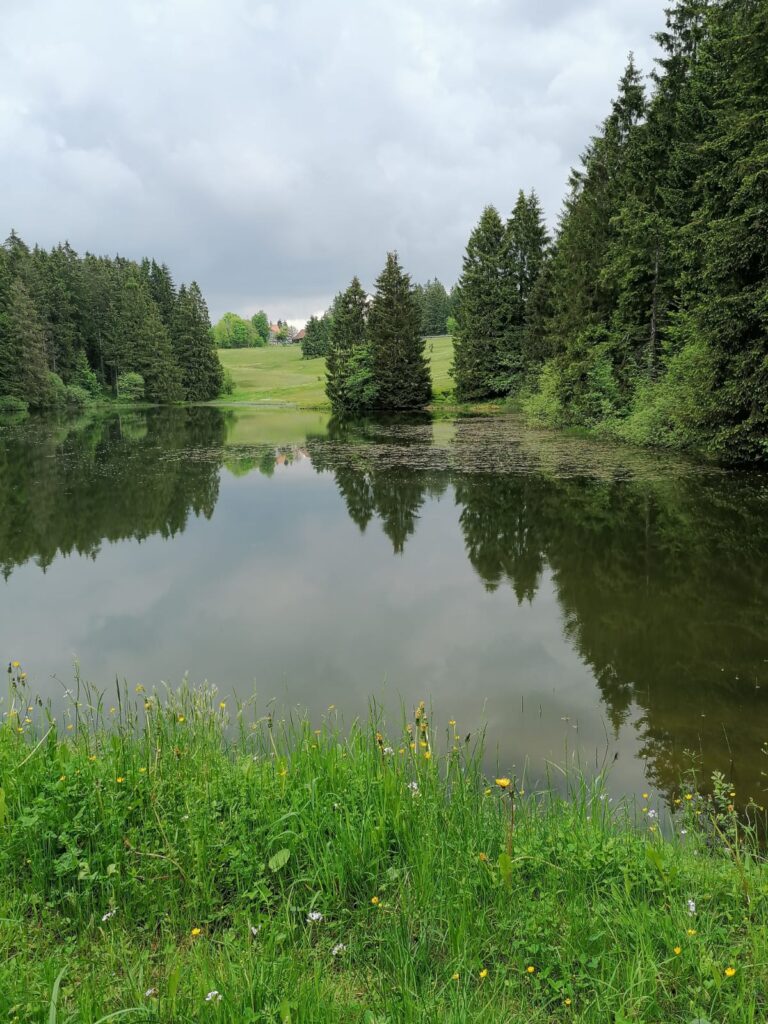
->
{"left": 0, "top": 0, "right": 668, "bottom": 323}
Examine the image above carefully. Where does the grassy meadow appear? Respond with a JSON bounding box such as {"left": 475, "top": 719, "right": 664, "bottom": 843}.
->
{"left": 2, "top": 666, "right": 767, "bottom": 1022}
{"left": 217, "top": 336, "right": 455, "bottom": 408}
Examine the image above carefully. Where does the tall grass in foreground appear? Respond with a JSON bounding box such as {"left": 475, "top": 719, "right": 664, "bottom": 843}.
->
{"left": 1, "top": 666, "right": 766, "bottom": 1023}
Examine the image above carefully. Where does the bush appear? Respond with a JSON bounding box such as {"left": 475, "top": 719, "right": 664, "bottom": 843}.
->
{"left": 117, "top": 372, "right": 146, "bottom": 402}
{"left": 43, "top": 372, "right": 67, "bottom": 408}
{"left": 64, "top": 384, "right": 90, "bottom": 410}
{"left": 220, "top": 368, "right": 235, "bottom": 396}
{"left": 0, "top": 395, "right": 29, "bottom": 415}
{"left": 617, "top": 339, "right": 718, "bottom": 450}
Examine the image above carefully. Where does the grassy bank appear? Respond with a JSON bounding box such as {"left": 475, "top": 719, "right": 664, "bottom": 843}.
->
{"left": 1, "top": 672, "right": 766, "bottom": 1022}
{"left": 217, "top": 336, "right": 455, "bottom": 408}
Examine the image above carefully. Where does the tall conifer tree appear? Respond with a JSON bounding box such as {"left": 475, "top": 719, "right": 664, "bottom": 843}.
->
{"left": 368, "top": 252, "right": 431, "bottom": 410}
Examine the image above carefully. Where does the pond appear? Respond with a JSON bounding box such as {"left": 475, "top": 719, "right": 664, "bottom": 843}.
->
{"left": 1, "top": 406, "right": 767, "bottom": 809}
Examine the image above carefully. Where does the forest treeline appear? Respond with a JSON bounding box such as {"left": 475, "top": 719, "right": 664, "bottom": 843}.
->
{"left": 454, "top": 0, "right": 767, "bottom": 463}
{"left": 0, "top": 233, "right": 223, "bottom": 410}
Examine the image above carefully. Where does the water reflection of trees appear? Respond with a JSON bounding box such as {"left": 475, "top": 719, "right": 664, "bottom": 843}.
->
{"left": 309, "top": 418, "right": 768, "bottom": 802}
{"left": 0, "top": 408, "right": 227, "bottom": 578}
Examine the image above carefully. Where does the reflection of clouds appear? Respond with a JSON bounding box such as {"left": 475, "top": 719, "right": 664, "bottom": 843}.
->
{"left": 3, "top": 465, "right": 647, "bottom": 795}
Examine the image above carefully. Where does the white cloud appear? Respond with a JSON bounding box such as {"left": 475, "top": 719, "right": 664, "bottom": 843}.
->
{"left": 0, "top": 0, "right": 667, "bottom": 320}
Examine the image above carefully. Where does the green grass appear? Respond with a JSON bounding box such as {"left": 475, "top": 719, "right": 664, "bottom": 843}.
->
{"left": 217, "top": 336, "right": 455, "bottom": 408}
{"left": 2, "top": 667, "right": 767, "bottom": 1022}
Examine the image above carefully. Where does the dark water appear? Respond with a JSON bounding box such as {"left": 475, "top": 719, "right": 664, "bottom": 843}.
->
{"left": 1, "top": 406, "right": 767, "bottom": 808}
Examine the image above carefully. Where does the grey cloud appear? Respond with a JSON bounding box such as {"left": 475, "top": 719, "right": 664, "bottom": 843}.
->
{"left": 0, "top": 0, "right": 668, "bottom": 321}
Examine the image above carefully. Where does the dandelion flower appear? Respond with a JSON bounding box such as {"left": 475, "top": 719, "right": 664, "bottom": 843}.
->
{"left": 526, "top": 965, "right": 535, "bottom": 974}
{"left": 495, "top": 778, "right": 511, "bottom": 789}
{"left": 725, "top": 966, "right": 736, "bottom": 978}
{"left": 685, "top": 793, "right": 693, "bottom": 801}
{"left": 116, "top": 776, "right": 125, "bottom": 783}
{"left": 205, "top": 990, "right": 222, "bottom": 1003}
{"left": 370, "top": 896, "right": 380, "bottom": 906}
{"left": 687, "top": 929, "right": 696, "bottom": 936}
{"left": 674, "top": 946, "right": 682, "bottom": 955}
{"left": 424, "top": 750, "right": 432, "bottom": 760}
{"left": 419, "top": 740, "right": 428, "bottom": 748}
{"left": 451, "top": 972, "right": 460, "bottom": 981}
{"left": 219, "top": 701, "right": 226, "bottom": 709}
{"left": 11, "top": 661, "right": 20, "bottom": 668}
{"left": 178, "top": 715, "right": 185, "bottom": 723}
{"left": 307, "top": 911, "right": 324, "bottom": 923}
{"left": 642, "top": 792, "right": 649, "bottom": 799}
{"left": 191, "top": 927, "right": 202, "bottom": 937}
{"left": 479, "top": 968, "right": 488, "bottom": 979}
{"left": 564, "top": 997, "right": 572, "bottom": 1006}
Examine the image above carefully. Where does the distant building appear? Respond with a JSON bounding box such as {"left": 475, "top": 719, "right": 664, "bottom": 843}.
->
{"left": 295, "top": 329, "right": 306, "bottom": 342}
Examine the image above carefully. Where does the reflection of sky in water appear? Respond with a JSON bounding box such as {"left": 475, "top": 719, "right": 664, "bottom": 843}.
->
{"left": 2, "top": 411, "right": 767, "bottom": 808}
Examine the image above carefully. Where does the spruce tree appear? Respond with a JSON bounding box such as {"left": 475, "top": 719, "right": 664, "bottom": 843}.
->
{"left": 149, "top": 261, "right": 177, "bottom": 329}
{"left": 0, "top": 278, "right": 50, "bottom": 406}
{"left": 452, "top": 205, "right": 508, "bottom": 401}
{"left": 171, "top": 283, "right": 223, "bottom": 401}
{"left": 325, "top": 277, "right": 372, "bottom": 412}
{"left": 368, "top": 252, "right": 431, "bottom": 410}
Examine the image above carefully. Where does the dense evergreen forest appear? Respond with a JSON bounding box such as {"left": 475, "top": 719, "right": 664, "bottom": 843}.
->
{"left": 454, "top": 0, "right": 767, "bottom": 463}
{"left": 0, "top": 232, "right": 223, "bottom": 410}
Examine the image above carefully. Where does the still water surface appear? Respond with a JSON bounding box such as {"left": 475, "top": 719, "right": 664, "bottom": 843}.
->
{"left": 1, "top": 407, "right": 767, "bottom": 807}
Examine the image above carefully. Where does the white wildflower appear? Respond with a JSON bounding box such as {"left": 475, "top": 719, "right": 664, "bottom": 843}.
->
{"left": 144, "top": 988, "right": 158, "bottom": 998}
{"left": 647, "top": 808, "right": 658, "bottom": 819}
{"left": 383, "top": 746, "right": 394, "bottom": 755}
{"left": 331, "top": 943, "right": 347, "bottom": 956}
{"left": 408, "top": 781, "right": 419, "bottom": 793}
{"left": 101, "top": 909, "right": 117, "bottom": 922}
{"left": 205, "top": 990, "right": 222, "bottom": 1003}
{"left": 687, "top": 899, "right": 696, "bottom": 916}
{"left": 307, "top": 911, "right": 324, "bottom": 923}
{"left": 250, "top": 924, "right": 261, "bottom": 937}
{"left": 680, "top": 828, "right": 688, "bottom": 836}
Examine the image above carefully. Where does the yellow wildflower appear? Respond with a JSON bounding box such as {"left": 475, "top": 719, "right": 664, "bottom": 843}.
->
{"left": 564, "top": 998, "right": 572, "bottom": 1006}
{"left": 139, "top": 767, "right": 146, "bottom": 773}
{"left": 451, "top": 972, "right": 459, "bottom": 981}
{"left": 526, "top": 966, "right": 535, "bottom": 974}
{"left": 398, "top": 748, "right": 405, "bottom": 755}
{"left": 109, "top": 707, "right": 116, "bottom": 715}
{"left": 135, "top": 684, "right": 145, "bottom": 694}
{"left": 178, "top": 715, "right": 185, "bottom": 723}
{"left": 66, "top": 724, "right": 73, "bottom": 731}
{"left": 191, "top": 927, "right": 202, "bottom": 937}
{"left": 449, "top": 719, "right": 456, "bottom": 726}
{"left": 478, "top": 852, "right": 488, "bottom": 862}
{"left": 484, "top": 787, "right": 491, "bottom": 796}
{"left": 674, "top": 946, "right": 681, "bottom": 955}
{"left": 11, "top": 660, "right": 20, "bottom": 668}
{"left": 58, "top": 775, "right": 66, "bottom": 782}
{"left": 89, "top": 755, "right": 97, "bottom": 762}
{"left": 424, "top": 750, "right": 432, "bottom": 760}
{"left": 479, "top": 968, "right": 488, "bottom": 979}
{"left": 219, "top": 701, "right": 226, "bottom": 709}
{"left": 495, "top": 778, "right": 511, "bottom": 789}
{"left": 642, "top": 792, "right": 649, "bottom": 799}
{"left": 116, "top": 776, "right": 125, "bottom": 784}
{"left": 370, "top": 896, "right": 380, "bottom": 906}
{"left": 725, "top": 966, "right": 736, "bottom": 978}
{"left": 687, "top": 929, "right": 696, "bottom": 936}
{"left": 685, "top": 794, "right": 693, "bottom": 801}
